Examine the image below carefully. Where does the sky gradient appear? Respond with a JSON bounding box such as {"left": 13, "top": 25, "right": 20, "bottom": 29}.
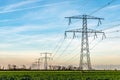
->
{"left": 0, "top": 0, "right": 120, "bottom": 69}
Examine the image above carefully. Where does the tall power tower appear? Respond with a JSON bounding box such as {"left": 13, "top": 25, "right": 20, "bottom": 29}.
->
{"left": 35, "top": 58, "right": 42, "bottom": 70}
{"left": 41, "top": 53, "right": 52, "bottom": 70}
{"left": 65, "top": 15, "right": 106, "bottom": 70}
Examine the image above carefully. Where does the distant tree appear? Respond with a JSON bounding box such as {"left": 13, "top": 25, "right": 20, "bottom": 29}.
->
{"left": 115, "top": 68, "right": 117, "bottom": 71}
{"left": 2, "top": 66, "right": 5, "bottom": 70}
{"left": 22, "top": 65, "right": 26, "bottom": 69}
{"left": 57, "top": 66, "right": 61, "bottom": 70}
{"left": 29, "top": 66, "right": 31, "bottom": 70}
{"left": 12, "top": 65, "right": 17, "bottom": 70}
{"left": 49, "top": 65, "right": 52, "bottom": 70}
{"left": 52, "top": 66, "right": 57, "bottom": 70}
{"left": 8, "top": 64, "right": 12, "bottom": 70}
{"left": 73, "top": 67, "right": 77, "bottom": 70}
{"left": 61, "top": 66, "right": 66, "bottom": 70}
{"left": 67, "top": 65, "right": 73, "bottom": 70}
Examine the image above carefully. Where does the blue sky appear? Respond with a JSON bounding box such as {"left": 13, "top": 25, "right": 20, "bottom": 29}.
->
{"left": 0, "top": 0, "right": 120, "bottom": 69}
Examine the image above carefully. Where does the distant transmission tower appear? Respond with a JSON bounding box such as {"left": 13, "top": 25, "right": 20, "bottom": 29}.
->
{"left": 35, "top": 58, "right": 42, "bottom": 70}
{"left": 41, "top": 53, "right": 52, "bottom": 70}
{"left": 65, "top": 15, "right": 106, "bottom": 70}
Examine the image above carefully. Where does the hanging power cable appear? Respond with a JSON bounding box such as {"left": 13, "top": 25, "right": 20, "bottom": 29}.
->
{"left": 54, "top": 38, "right": 73, "bottom": 60}
{"left": 89, "top": 0, "right": 117, "bottom": 15}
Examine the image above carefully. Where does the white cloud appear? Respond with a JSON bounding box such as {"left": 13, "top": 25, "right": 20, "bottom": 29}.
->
{"left": 0, "top": 23, "right": 59, "bottom": 35}
{"left": 105, "top": 4, "right": 120, "bottom": 10}
{"left": 0, "top": 43, "right": 12, "bottom": 48}
{"left": 2, "top": 0, "right": 41, "bottom": 11}
{"left": 0, "top": 0, "right": 74, "bottom": 14}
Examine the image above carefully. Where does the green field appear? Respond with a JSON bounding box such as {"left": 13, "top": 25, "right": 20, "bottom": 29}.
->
{"left": 0, "top": 70, "right": 119, "bottom": 80}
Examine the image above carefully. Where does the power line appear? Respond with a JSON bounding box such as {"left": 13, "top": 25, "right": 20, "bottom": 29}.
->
{"left": 60, "top": 28, "right": 106, "bottom": 67}
{"left": 61, "top": 46, "right": 80, "bottom": 65}
{"left": 107, "top": 36, "right": 120, "bottom": 39}
{"left": 52, "top": 22, "right": 72, "bottom": 58}
{"left": 58, "top": 38, "right": 81, "bottom": 60}
{"left": 77, "top": 0, "right": 90, "bottom": 10}
{"left": 102, "top": 23, "right": 120, "bottom": 31}
{"left": 60, "top": 34, "right": 97, "bottom": 64}
{"left": 62, "top": 35, "right": 103, "bottom": 65}
{"left": 89, "top": 0, "right": 117, "bottom": 15}
{"left": 51, "top": 25, "right": 71, "bottom": 57}
{"left": 62, "top": 52, "right": 80, "bottom": 65}
{"left": 59, "top": 39, "right": 73, "bottom": 56}
{"left": 90, "top": 39, "right": 103, "bottom": 50}
{"left": 106, "top": 30, "right": 120, "bottom": 34}
{"left": 53, "top": 0, "right": 91, "bottom": 57}
{"left": 53, "top": 0, "right": 118, "bottom": 67}
{"left": 52, "top": 38, "right": 65, "bottom": 58}
{"left": 63, "top": 39, "right": 105, "bottom": 66}
{"left": 90, "top": 30, "right": 120, "bottom": 51}
{"left": 54, "top": 39, "right": 73, "bottom": 60}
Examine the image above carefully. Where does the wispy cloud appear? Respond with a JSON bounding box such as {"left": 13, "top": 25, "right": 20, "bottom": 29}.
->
{"left": 102, "top": 4, "right": 120, "bottom": 10}
{"left": 2, "top": 0, "right": 41, "bottom": 11}
{"left": 0, "top": 1, "right": 74, "bottom": 14}
{"left": 0, "top": 23, "right": 59, "bottom": 35}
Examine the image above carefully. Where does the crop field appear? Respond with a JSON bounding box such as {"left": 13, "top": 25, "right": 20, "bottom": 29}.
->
{"left": 0, "top": 70, "right": 119, "bottom": 80}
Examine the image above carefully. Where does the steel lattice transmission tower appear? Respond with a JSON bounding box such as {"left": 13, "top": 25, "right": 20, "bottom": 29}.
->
{"left": 35, "top": 58, "right": 42, "bottom": 70}
{"left": 41, "top": 53, "right": 52, "bottom": 70}
{"left": 65, "top": 15, "right": 106, "bottom": 70}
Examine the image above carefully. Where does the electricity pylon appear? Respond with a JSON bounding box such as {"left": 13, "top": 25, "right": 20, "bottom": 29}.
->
{"left": 41, "top": 53, "right": 52, "bottom": 70}
{"left": 35, "top": 58, "right": 42, "bottom": 70}
{"left": 65, "top": 15, "right": 106, "bottom": 70}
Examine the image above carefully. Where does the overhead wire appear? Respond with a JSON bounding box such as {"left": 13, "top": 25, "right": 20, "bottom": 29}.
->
{"left": 107, "top": 36, "right": 120, "bottom": 39}
{"left": 59, "top": 38, "right": 80, "bottom": 65}
{"left": 89, "top": 0, "right": 117, "bottom": 15}
{"left": 62, "top": 35, "right": 100, "bottom": 65}
{"left": 61, "top": 32, "right": 104, "bottom": 65}
{"left": 106, "top": 30, "right": 120, "bottom": 34}
{"left": 54, "top": 38, "right": 73, "bottom": 60}
{"left": 54, "top": 0, "right": 119, "bottom": 65}
{"left": 59, "top": 38, "right": 81, "bottom": 61}
{"left": 52, "top": 23, "right": 72, "bottom": 58}
{"left": 62, "top": 52, "right": 80, "bottom": 65}
{"left": 52, "top": 38, "right": 65, "bottom": 58}
{"left": 102, "top": 23, "right": 120, "bottom": 31}
{"left": 90, "top": 39, "right": 103, "bottom": 50}
{"left": 86, "top": 0, "right": 119, "bottom": 55}
{"left": 0, "top": 0, "right": 119, "bottom": 67}
{"left": 54, "top": 0, "right": 92, "bottom": 63}
{"left": 51, "top": 0, "right": 91, "bottom": 59}
{"left": 88, "top": 0, "right": 118, "bottom": 40}
{"left": 61, "top": 21, "right": 116, "bottom": 65}
{"left": 59, "top": 39, "right": 74, "bottom": 56}
{"left": 0, "top": 1, "right": 75, "bottom": 59}
{"left": 88, "top": 0, "right": 118, "bottom": 31}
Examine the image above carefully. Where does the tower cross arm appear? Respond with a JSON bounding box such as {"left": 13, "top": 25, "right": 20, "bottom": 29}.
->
{"left": 65, "top": 15, "right": 104, "bottom": 20}
{"left": 65, "top": 28, "right": 104, "bottom": 33}
{"left": 65, "top": 28, "right": 106, "bottom": 39}
{"left": 87, "top": 29, "right": 105, "bottom": 33}
{"left": 40, "top": 57, "right": 52, "bottom": 60}
{"left": 41, "top": 53, "right": 52, "bottom": 55}
{"left": 65, "top": 15, "right": 104, "bottom": 25}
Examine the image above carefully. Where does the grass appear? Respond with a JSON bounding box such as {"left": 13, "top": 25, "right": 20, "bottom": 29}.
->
{"left": 0, "top": 70, "right": 119, "bottom": 80}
